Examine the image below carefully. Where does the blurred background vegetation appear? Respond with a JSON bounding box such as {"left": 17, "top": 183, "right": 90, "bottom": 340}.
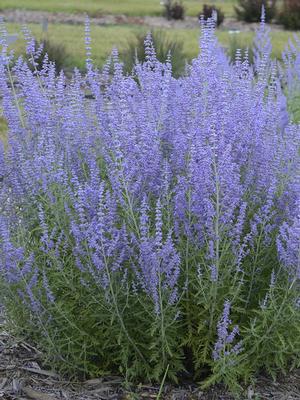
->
{"left": 0, "top": 0, "right": 237, "bottom": 17}
{"left": 1, "top": 0, "right": 299, "bottom": 72}
{"left": 3, "top": 23, "right": 295, "bottom": 72}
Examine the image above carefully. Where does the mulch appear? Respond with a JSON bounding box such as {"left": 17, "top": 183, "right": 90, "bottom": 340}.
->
{"left": 0, "top": 312, "right": 299, "bottom": 400}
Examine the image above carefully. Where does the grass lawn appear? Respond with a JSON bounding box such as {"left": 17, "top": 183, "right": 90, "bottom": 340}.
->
{"left": 5, "top": 22, "right": 295, "bottom": 71}
{"left": 1, "top": 0, "right": 237, "bottom": 18}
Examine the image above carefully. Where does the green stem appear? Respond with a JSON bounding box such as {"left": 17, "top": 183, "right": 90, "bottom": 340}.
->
{"left": 245, "top": 222, "right": 265, "bottom": 309}
{"left": 7, "top": 65, "right": 25, "bottom": 128}
{"left": 158, "top": 270, "right": 167, "bottom": 366}
{"left": 156, "top": 364, "right": 169, "bottom": 400}
{"left": 101, "top": 239, "right": 147, "bottom": 365}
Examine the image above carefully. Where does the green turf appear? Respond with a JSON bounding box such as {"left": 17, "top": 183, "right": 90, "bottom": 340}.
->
{"left": 5, "top": 22, "right": 295, "bottom": 71}
{"left": 0, "top": 0, "right": 236, "bottom": 18}
{"left": 6, "top": 23, "right": 138, "bottom": 69}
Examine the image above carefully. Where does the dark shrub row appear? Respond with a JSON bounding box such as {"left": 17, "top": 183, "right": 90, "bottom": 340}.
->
{"left": 236, "top": 0, "right": 300, "bottom": 28}
{"left": 162, "top": 0, "right": 300, "bottom": 30}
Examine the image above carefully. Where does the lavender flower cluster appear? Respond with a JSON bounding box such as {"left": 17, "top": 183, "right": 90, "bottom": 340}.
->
{"left": 0, "top": 16, "right": 299, "bottom": 387}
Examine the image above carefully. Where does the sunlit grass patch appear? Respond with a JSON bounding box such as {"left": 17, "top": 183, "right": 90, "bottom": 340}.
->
{"left": 5, "top": 22, "right": 296, "bottom": 72}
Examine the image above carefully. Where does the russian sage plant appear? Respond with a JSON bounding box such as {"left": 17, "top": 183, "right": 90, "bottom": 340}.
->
{"left": 0, "top": 17, "right": 299, "bottom": 394}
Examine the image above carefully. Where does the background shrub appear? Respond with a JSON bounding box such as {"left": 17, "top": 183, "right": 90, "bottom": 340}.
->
{"left": 162, "top": 0, "right": 185, "bottom": 20}
{"left": 121, "top": 30, "right": 187, "bottom": 77}
{"left": 235, "top": 0, "right": 277, "bottom": 22}
{"left": 279, "top": 0, "right": 300, "bottom": 30}
{"left": 200, "top": 4, "right": 225, "bottom": 27}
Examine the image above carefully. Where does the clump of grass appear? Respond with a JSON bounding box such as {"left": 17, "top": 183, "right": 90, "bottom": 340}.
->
{"left": 226, "top": 33, "right": 254, "bottom": 63}
{"left": 121, "top": 30, "right": 188, "bottom": 77}
{"left": 34, "top": 38, "right": 70, "bottom": 71}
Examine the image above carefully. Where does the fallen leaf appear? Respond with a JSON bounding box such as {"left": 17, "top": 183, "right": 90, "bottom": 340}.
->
{"left": 0, "top": 379, "right": 7, "bottom": 390}
{"left": 22, "top": 387, "right": 56, "bottom": 400}
{"left": 12, "top": 378, "right": 22, "bottom": 394}
{"left": 19, "top": 367, "right": 59, "bottom": 379}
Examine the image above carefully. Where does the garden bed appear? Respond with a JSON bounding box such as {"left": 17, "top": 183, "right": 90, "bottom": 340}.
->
{"left": 0, "top": 321, "right": 299, "bottom": 400}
